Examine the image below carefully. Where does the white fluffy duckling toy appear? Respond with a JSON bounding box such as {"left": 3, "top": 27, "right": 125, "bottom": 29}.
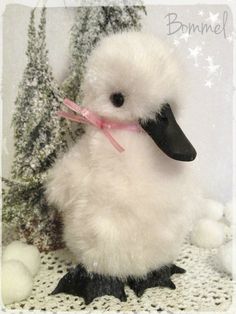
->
{"left": 46, "top": 32, "right": 198, "bottom": 304}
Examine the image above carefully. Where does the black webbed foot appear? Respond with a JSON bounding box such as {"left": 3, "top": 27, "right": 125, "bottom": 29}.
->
{"left": 170, "top": 264, "right": 186, "bottom": 275}
{"left": 127, "top": 264, "right": 185, "bottom": 297}
{"left": 51, "top": 264, "right": 127, "bottom": 305}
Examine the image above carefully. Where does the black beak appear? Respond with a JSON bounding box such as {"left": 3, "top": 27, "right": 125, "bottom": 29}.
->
{"left": 139, "top": 104, "right": 197, "bottom": 161}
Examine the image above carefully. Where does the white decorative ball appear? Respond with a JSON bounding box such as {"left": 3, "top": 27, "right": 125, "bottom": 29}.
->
{"left": 224, "top": 200, "right": 233, "bottom": 225}
{"left": 204, "top": 199, "right": 224, "bottom": 221}
{"left": 216, "top": 241, "right": 232, "bottom": 275}
{"left": 3, "top": 241, "right": 40, "bottom": 276}
{"left": 191, "top": 219, "right": 224, "bottom": 248}
{"left": 1, "top": 260, "right": 33, "bottom": 305}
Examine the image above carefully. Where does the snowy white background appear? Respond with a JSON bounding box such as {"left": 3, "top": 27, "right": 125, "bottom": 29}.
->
{"left": 2, "top": 4, "right": 234, "bottom": 203}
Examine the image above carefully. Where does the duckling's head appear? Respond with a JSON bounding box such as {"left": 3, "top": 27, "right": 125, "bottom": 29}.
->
{"left": 82, "top": 32, "right": 196, "bottom": 161}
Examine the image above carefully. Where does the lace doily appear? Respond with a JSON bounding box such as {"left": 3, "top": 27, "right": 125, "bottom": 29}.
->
{"left": 5, "top": 239, "right": 235, "bottom": 312}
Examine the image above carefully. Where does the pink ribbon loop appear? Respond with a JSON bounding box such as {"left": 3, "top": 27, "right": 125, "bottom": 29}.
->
{"left": 58, "top": 98, "right": 142, "bottom": 153}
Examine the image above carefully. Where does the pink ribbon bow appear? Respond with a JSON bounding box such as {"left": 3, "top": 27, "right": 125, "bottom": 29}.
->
{"left": 57, "top": 98, "right": 142, "bottom": 153}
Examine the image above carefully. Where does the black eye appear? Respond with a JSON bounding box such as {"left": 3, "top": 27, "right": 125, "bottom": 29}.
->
{"left": 110, "top": 92, "right": 125, "bottom": 107}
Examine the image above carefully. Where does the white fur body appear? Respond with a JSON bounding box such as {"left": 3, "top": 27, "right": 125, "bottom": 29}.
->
{"left": 46, "top": 127, "right": 198, "bottom": 278}
{"left": 46, "top": 32, "right": 200, "bottom": 279}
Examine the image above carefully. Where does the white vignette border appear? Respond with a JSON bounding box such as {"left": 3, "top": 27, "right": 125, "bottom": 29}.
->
{"left": 0, "top": 1, "right": 235, "bottom": 314}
